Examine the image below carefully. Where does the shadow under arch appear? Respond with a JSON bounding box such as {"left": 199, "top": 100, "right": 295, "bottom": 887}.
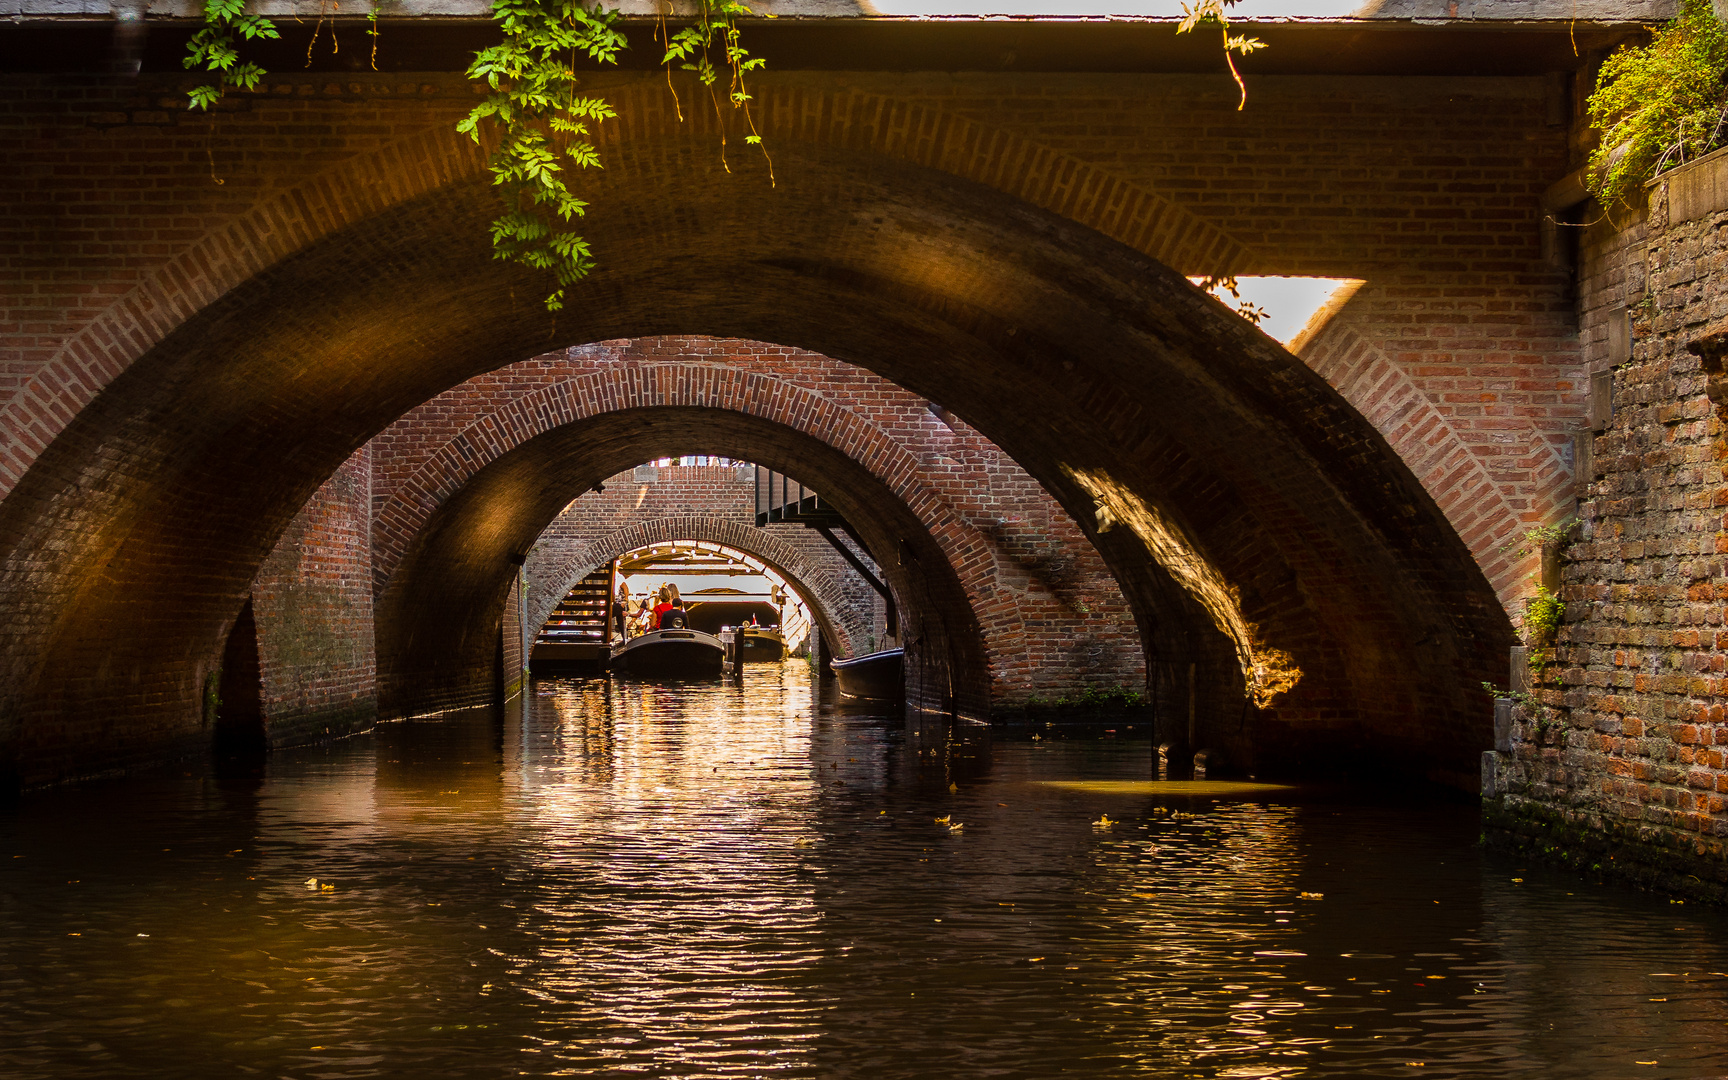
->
{"left": 0, "top": 127, "right": 1509, "bottom": 789}
{"left": 526, "top": 514, "right": 870, "bottom": 662}
{"left": 376, "top": 407, "right": 988, "bottom": 721}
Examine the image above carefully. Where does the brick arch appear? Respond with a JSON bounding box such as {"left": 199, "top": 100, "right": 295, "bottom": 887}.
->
{"left": 375, "top": 406, "right": 992, "bottom": 721}
{"left": 0, "top": 79, "right": 1249, "bottom": 504}
{"left": 373, "top": 363, "right": 1124, "bottom": 710}
{"left": 372, "top": 364, "right": 944, "bottom": 593}
{"left": 1299, "top": 318, "right": 1544, "bottom": 614}
{"left": 0, "top": 118, "right": 1510, "bottom": 789}
{"left": 525, "top": 516, "right": 865, "bottom": 660}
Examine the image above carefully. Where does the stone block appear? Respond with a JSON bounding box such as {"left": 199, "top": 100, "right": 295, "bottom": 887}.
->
{"left": 1494, "top": 697, "right": 1514, "bottom": 752}
{"left": 1591, "top": 369, "right": 1616, "bottom": 431}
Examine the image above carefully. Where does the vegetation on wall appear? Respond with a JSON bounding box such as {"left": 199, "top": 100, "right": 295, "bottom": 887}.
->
{"left": 1586, "top": 0, "right": 1728, "bottom": 207}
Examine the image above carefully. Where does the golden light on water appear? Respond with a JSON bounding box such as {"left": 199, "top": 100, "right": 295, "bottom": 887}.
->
{"left": 1034, "top": 780, "right": 1296, "bottom": 796}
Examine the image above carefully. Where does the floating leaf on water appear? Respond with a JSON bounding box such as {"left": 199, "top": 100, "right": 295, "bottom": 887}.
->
{"left": 1093, "top": 815, "right": 1115, "bottom": 827}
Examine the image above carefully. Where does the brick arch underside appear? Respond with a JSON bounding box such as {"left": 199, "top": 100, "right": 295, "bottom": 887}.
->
{"left": 374, "top": 408, "right": 988, "bottom": 720}
{"left": 529, "top": 517, "right": 866, "bottom": 661}
{"left": 0, "top": 121, "right": 1512, "bottom": 789}
{"left": 373, "top": 363, "right": 1159, "bottom": 712}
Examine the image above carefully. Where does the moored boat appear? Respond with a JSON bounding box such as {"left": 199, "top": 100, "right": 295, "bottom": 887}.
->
{"left": 610, "top": 628, "right": 725, "bottom": 677}
{"left": 738, "top": 626, "right": 786, "bottom": 662}
{"left": 830, "top": 647, "right": 903, "bottom": 700}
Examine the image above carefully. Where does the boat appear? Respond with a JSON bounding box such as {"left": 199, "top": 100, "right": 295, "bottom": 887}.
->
{"left": 737, "top": 625, "right": 785, "bottom": 662}
{"left": 610, "top": 628, "right": 725, "bottom": 677}
{"left": 830, "top": 647, "right": 904, "bottom": 700}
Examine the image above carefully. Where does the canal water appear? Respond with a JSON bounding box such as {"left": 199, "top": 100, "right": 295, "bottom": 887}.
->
{"left": 3, "top": 662, "right": 1726, "bottom": 1079}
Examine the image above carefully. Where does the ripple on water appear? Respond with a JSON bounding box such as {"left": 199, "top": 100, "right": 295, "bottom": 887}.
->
{"left": 1, "top": 661, "right": 1726, "bottom": 1078}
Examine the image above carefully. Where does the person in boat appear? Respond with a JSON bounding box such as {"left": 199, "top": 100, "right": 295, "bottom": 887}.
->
{"left": 651, "top": 586, "right": 674, "bottom": 631}
{"left": 663, "top": 584, "right": 687, "bottom": 629}
{"left": 613, "top": 583, "right": 631, "bottom": 642}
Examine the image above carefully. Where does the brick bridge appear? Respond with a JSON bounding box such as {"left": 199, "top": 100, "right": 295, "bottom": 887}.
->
{"left": 8, "top": 0, "right": 1704, "bottom": 896}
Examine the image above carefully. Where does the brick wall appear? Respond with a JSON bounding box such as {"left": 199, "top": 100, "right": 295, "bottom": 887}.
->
{"left": 1485, "top": 158, "right": 1728, "bottom": 901}
{"left": 248, "top": 445, "right": 377, "bottom": 743}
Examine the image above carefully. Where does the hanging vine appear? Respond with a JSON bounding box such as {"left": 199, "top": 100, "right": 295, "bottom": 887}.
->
{"left": 183, "top": 0, "right": 280, "bottom": 111}
{"left": 459, "top": 0, "right": 771, "bottom": 311}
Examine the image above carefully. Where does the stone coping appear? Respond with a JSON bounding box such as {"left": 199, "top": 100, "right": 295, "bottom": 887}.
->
{"left": 2, "top": 0, "right": 1674, "bottom": 24}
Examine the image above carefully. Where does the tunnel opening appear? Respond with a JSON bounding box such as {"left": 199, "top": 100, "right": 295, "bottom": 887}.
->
{"left": 213, "top": 599, "right": 267, "bottom": 760}
{"left": 373, "top": 411, "right": 991, "bottom": 727}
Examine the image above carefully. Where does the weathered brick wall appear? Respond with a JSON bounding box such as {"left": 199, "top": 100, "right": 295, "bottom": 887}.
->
{"left": 523, "top": 465, "right": 889, "bottom": 657}
{"left": 1486, "top": 160, "right": 1728, "bottom": 901}
{"left": 370, "top": 339, "right": 1147, "bottom": 704}
{"left": 248, "top": 445, "right": 377, "bottom": 743}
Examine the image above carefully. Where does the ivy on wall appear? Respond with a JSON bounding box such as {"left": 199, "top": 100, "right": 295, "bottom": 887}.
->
{"left": 457, "top": 0, "right": 770, "bottom": 311}
{"left": 1587, "top": 0, "right": 1728, "bottom": 206}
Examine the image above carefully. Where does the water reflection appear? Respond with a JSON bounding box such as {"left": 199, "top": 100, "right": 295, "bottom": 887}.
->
{"left": 1, "top": 660, "right": 1726, "bottom": 1078}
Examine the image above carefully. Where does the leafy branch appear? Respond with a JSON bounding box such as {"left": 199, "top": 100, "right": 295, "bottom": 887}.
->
{"left": 1586, "top": 0, "right": 1728, "bottom": 207}
{"left": 1177, "top": 0, "right": 1266, "bottom": 111}
{"left": 459, "top": 0, "right": 628, "bottom": 312}
{"left": 461, "top": 0, "right": 771, "bottom": 311}
{"left": 183, "top": 0, "right": 280, "bottom": 111}
{"left": 661, "top": 0, "right": 773, "bottom": 180}
{"left": 1197, "top": 274, "right": 1268, "bottom": 325}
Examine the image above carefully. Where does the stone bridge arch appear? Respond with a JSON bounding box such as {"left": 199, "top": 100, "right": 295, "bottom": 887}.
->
{"left": 370, "top": 361, "right": 1156, "bottom": 714}
{"left": 525, "top": 515, "right": 867, "bottom": 662}
{"left": 374, "top": 406, "right": 993, "bottom": 721}
{"left": 0, "top": 92, "right": 1513, "bottom": 788}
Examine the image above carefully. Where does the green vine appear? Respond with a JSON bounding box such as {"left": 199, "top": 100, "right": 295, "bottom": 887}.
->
{"left": 1177, "top": 0, "right": 1265, "bottom": 111}
{"left": 1586, "top": 0, "right": 1728, "bottom": 207}
{"left": 459, "top": 0, "right": 626, "bottom": 313}
{"left": 460, "top": 0, "right": 771, "bottom": 311}
{"left": 183, "top": 0, "right": 280, "bottom": 111}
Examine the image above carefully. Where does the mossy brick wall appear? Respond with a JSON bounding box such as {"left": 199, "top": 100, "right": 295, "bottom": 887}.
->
{"left": 1487, "top": 168, "right": 1728, "bottom": 900}
{"left": 249, "top": 445, "right": 377, "bottom": 744}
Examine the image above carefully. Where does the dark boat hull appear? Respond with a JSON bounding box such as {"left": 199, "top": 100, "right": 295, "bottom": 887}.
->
{"left": 830, "top": 647, "right": 904, "bottom": 700}
{"left": 610, "top": 630, "right": 725, "bottom": 677}
{"left": 738, "top": 628, "right": 785, "bottom": 662}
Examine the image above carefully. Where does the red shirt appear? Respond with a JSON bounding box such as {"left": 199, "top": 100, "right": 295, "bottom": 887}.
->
{"left": 652, "top": 602, "right": 673, "bottom": 629}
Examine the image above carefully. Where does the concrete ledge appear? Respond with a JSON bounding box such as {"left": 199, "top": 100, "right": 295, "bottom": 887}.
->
{"left": 1659, "top": 144, "right": 1728, "bottom": 226}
